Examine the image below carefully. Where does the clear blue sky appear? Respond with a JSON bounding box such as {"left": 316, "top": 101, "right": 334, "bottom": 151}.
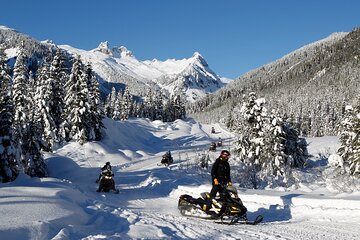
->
{"left": 1, "top": 0, "right": 360, "bottom": 79}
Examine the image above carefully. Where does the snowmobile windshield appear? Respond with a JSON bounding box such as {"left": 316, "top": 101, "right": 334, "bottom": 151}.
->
{"left": 226, "top": 185, "right": 238, "bottom": 194}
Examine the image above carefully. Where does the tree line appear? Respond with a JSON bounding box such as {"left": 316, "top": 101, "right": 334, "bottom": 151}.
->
{"left": 104, "top": 87, "right": 186, "bottom": 122}
{"left": 0, "top": 45, "right": 187, "bottom": 183}
{"left": 0, "top": 47, "right": 103, "bottom": 182}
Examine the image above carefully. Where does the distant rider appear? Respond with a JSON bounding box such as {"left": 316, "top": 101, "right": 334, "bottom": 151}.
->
{"left": 161, "top": 151, "right": 173, "bottom": 165}
{"left": 96, "top": 162, "right": 112, "bottom": 183}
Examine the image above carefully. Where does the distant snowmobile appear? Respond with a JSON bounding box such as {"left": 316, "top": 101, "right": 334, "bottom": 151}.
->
{"left": 217, "top": 138, "right": 223, "bottom": 147}
{"left": 178, "top": 185, "right": 263, "bottom": 225}
{"left": 211, "top": 127, "right": 216, "bottom": 134}
{"left": 96, "top": 169, "right": 119, "bottom": 194}
{"left": 161, "top": 151, "right": 173, "bottom": 166}
{"left": 209, "top": 142, "right": 217, "bottom": 152}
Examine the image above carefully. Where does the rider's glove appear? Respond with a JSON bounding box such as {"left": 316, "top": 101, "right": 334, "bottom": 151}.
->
{"left": 214, "top": 178, "right": 219, "bottom": 185}
{"left": 228, "top": 182, "right": 232, "bottom": 186}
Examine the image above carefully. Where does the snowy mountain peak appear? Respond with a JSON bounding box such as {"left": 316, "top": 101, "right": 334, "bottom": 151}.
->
{"left": 94, "top": 41, "right": 112, "bottom": 55}
{"left": 118, "top": 46, "right": 134, "bottom": 58}
{"left": 191, "top": 51, "right": 208, "bottom": 67}
{"left": 91, "top": 42, "right": 135, "bottom": 58}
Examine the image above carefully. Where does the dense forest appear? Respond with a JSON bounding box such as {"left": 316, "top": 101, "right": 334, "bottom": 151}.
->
{"left": 188, "top": 28, "right": 360, "bottom": 138}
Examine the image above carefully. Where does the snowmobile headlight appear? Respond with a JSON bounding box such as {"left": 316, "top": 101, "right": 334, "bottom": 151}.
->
{"left": 229, "top": 192, "right": 238, "bottom": 198}
{"left": 105, "top": 175, "right": 112, "bottom": 179}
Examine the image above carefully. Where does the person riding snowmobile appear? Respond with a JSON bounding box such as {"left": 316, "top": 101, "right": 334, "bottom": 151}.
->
{"left": 96, "top": 162, "right": 119, "bottom": 193}
{"left": 161, "top": 151, "right": 173, "bottom": 166}
{"left": 217, "top": 137, "right": 223, "bottom": 147}
{"left": 204, "top": 150, "right": 232, "bottom": 212}
{"left": 96, "top": 169, "right": 118, "bottom": 193}
{"left": 96, "top": 162, "right": 112, "bottom": 183}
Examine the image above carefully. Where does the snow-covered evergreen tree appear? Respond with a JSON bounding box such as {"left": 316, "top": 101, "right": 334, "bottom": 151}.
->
{"left": 112, "top": 90, "right": 122, "bottom": 120}
{"left": 121, "top": 87, "right": 133, "bottom": 120}
{"left": 232, "top": 92, "right": 268, "bottom": 188}
{"left": 153, "top": 91, "right": 163, "bottom": 121}
{"left": 49, "top": 49, "right": 67, "bottom": 143}
{"left": 232, "top": 92, "right": 307, "bottom": 188}
{"left": 264, "top": 110, "right": 293, "bottom": 186}
{"left": 12, "top": 49, "right": 30, "bottom": 133}
{"left": 12, "top": 49, "right": 32, "bottom": 171}
{"left": 283, "top": 119, "right": 308, "bottom": 168}
{"left": 64, "top": 56, "right": 90, "bottom": 144}
{"left": 34, "top": 62, "right": 56, "bottom": 151}
{"left": 105, "top": 87, "right": 117, "bottom": 118}
{"left": 0, "top": 47, "right": 19, "bottom": 182}
{"left": 143, "top": 89, "right": 155, "bottom": 120}
{"left": 163, "top": 98, "right": 174, "bottom": 122}
{"left": 347, "top": 135, "right": 360, "bottom": 175}
{"left": 84, "top": 63, "right": 104, "bottom": 140}
{"left": 338, "top": 105, "right": 355, "bottom": 169}
{"left": 338, "top": 104, "right": 360, "bottom": 175}
{"left": 172, "top": 94, "right": 186, "bottom": 121}
{"left": 21, "top": 109, "right": 48, "bottom": 178}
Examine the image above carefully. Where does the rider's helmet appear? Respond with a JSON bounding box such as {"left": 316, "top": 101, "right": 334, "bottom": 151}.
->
{"left": 106, "top": 162, "right": 110, "bottom": 165}
{"left": 220, "top": 150, "right": 230, "bottom": 160}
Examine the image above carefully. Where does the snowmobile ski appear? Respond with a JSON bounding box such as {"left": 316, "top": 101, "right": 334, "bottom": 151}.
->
{"left": 215, "top": 215, "right": 263, "bottom": 225}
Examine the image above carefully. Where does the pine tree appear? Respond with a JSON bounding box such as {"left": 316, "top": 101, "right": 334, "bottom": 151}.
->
{"left": 21, "top": 108, "right": 48, "bottom": 178}
{"left": 34, "top": 62, "right": 56, "bottom": 151}
{"left": 338, "top": 104, "right": 360, "bottom": 175}
{"left": 84, "top": 63, "right": 104, "bottom": 140}
{"left": 283, "top": 119, "right": 308, "bottom": 168}
{"left": 348, "top": 123, "right": 360, "bottom": 175}
{"left": 232, "top": 92, "right": 307, "bottom": 188}
{"left": 172, "top": 94, "right": 186, "bottom": 120}
{"left": 64, "top": 56, "right": 90, "bottom": 144}
{"left": 338, "top": 105, "right": 355, "bottom": 168}
{"left": 232, "top": 92, "right": 267, "bottom": 188}
{"left": 153, "top": 91, "right": 163, "bottom": 121}
{"left": 121, "top": 87, "right": 133, "bottom": 120}
{"left": 143, "top": 89, "right": 155, "bottom": 120}
{"left": 105, "top": 87, "right": 117, "bottom": 118}
{"left": 49, "top": 49, "right": 67, "bottom": 143}
{"left": 263, "top": 110, "right": 291, "bottom": 186}
{"left": 0, "top": 48, "right": 19, "bottom": 182}
{"left": 13, "top": 50, "right": 30, "bottom": 133}
{"left": 163, "top": 98, "right": 174, "bottom": 122}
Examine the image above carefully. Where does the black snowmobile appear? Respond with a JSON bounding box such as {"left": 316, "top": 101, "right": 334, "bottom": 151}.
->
{"left": 217, "top": 138, "right": 223, "bottom": 147}
{"left": 96, "top": 169, "right": 119, "bottom": 194}
{"left": 209, "top": 142, "right": 217, "bottom": 152}
{"left": 161, "top": 151, "right": 173, "bottom": 166}
{"left": 178, "top": 185, "right": 263, "bottom": 225}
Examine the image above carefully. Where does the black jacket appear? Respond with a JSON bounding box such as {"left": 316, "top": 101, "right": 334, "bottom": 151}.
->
{"left": 101, "top": 165, "right": 112, "bottom": 171}
{"left": 211, "top": 157, "right": 231, "bottom": 185}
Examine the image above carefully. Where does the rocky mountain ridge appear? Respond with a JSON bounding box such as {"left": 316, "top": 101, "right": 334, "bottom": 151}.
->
{"left": 0, "top": 25, "right": 226, "bottom": 102}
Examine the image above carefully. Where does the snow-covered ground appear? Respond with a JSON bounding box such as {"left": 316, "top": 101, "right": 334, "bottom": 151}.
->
{"left": 0, "top": 118, "right": 359, "bottom": 240}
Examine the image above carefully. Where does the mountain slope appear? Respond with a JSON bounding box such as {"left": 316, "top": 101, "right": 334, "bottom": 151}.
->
{"left": 189, "top": 27, "right": 360, "bottom": 135}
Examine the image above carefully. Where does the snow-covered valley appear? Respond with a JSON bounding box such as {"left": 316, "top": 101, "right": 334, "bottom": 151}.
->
{"left": 1, "top": 118, "right": 359, "bottom": 240}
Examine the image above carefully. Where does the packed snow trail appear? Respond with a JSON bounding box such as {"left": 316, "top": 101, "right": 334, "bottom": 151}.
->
{"left": 1, "top": 118, "right": 360, "bottom": 240}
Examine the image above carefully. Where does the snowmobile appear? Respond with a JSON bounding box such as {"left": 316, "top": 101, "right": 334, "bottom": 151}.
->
{"left": 211, "top": 127, "right": 216, "bottom": 134}
{"left": 161, "top": 151, "right": 173, "bottom": 166}
{"left": 96, "top": 169, "right": 119, "bottom": 194}
{"left": 217, "top": 139, "right": 223, "bottom": 147}
{"left": 178, "top": 185, "right": 263, "bottom": 225}
{"left": 209, "top": 142, "right": 217, "bottom": 152}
